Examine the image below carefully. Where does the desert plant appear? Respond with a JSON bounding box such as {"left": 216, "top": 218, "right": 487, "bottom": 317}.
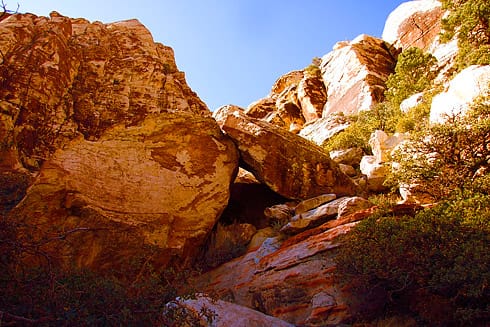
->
{"left": 389, "top": 96, "right": 490, "bottom": 199}
{"left": 0, "top": 213, "right": 199, "bottom": 326}
{"left": 336, "top": 194, "right": 490, "bottom": 326}
{"left": 322, "top": 103, "right": 401, "bottom": 153}
{"left": 440, "top": 0, "right": 490, "bottom": 69}
{"left": 304, "top": 63, "right": 322, "bottom": 78}
{"left": 385, "top": 47, "right": 438, "bottom": 109}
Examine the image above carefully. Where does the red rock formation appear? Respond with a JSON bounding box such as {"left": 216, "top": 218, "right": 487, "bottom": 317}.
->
{"left": 0, "top": 12, "right": 209, "bottom": 174}
{"left": 213, "top": 105, "right": 359, "bottom": 200}
{"left": 192, "top": 207, "right": 377, "bottom": 326}
{"left": 382, "top": 0, "right": 443, "bottom": 51}
{"left": 321, "top": 34, "right": 399, "bottom": 116}
{"left": 246, "top": 69, "right": 326, "bottom": 134}
{"left": 0, "top": 12, "right": 238, "bottom": 270}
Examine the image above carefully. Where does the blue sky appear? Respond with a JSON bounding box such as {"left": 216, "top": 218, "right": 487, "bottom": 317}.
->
{"left": 15, "top": 0, "right": 406, "bottom": 111}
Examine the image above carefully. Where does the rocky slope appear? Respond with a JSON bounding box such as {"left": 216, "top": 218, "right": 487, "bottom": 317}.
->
{"left": 243, "top": 35, "right": 399, "bottom": 145}
{"left": 1, "top": 1, "right": 489, "bottom": 326}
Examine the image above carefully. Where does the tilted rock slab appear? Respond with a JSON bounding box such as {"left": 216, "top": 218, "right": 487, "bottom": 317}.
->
{"left": 213, "top": 105, "right": 358, "bottom": 200}
{"left": 321, "top": 34, "right": 398, "bottom": 116}
{"left": 191, "top": 207, "right": 378, "bottom": 326}
{"left": 12, "top": 113, "right": 238, "bottom": 270}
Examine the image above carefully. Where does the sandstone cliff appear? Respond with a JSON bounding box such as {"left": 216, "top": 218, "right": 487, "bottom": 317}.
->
{"left": 1, "top": 1, "right": 488, "bottom": 326}
{"left": 0, "top": 12, "right": 238, "bottom": 270}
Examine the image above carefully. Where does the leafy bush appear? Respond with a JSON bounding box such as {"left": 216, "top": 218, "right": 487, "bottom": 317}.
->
{"left": 322, "top": 102, "right": 402, "bottom": 153}
{"left": 440, "top": 0, "right": 490, "bottom": 70}
{"left": 389, "top": 97, "right": 490, "bottom": 199}
{"left": 336, "top": 93, "right": 490, "bottom": 326}
{"left": 336, "top": 194, "right": 490, "bottom": 326}
{"left": 304, "top": 63, "right": 322, "bottom": 78}
{"left": 322, "top": 118, "right": 371, "bottom": 153}
{"left": 385, "top": 47, "right": 438, "bottom": 109}
{"left": 394, "top": 87, "right": 442, "bottom": 133}
{"left": 0, "top": 215, "right": 196, "bottom": 326}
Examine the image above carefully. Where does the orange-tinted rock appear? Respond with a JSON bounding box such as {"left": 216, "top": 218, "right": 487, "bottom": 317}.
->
{"left": 245, "top": 69, "right": 327, "bottom": 134}
{"left": 321, "top": 34, "right": 398, "bottom": 116}
{"left": 0, "top": 13, "right": 208, "bottom": 173}
{"left": 297, "top": 74, "right": 327, "bottom": 122}
{"left": 246, "top": 97, "right": 276, "bottom": 120}
{"left": 274, "top": 84, "right": 305, "bottom": 133}
{"left": 213, "top": 105, "right": 359, "bottom": 200}
{"left": 270, "top": 70, "right": 304, "bottom": 97}
{"left": 192, "top": 207, "right": 377, "bottom": 326}
{"left": 10, "top": 113, "right": 238, "bottom": 270}
{"left": 382, "top": 0, "right": 443, "bottom": 51}
{"left": 1, "top": 13, "right": 238, "bottom": 270}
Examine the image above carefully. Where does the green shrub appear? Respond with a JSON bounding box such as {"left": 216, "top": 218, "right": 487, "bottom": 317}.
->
{"left": 322, "top": 120, "right": 371, "bottom": 153}
{"left": 389, "top": 96, "right": 490, "bottom": 199}
{"left": 323, "top": 48, "right": 437, "bottom": 152}
{"left": 0, "top": 216, "right": 196, "bottom": 326}
{"left": 394, "top": 86, "right": 442, "bottom": 133}
{"left": 336, "top": 194, "right": 490, "bottom": 326}
{"left": 322, "top": 103, "right": 401, "bottom": 153}
{"left": 304, "top": 63, "right": 322, "bottom": 78}
{"left": 385, "top": 47, "right": 438, "bottom": 109}
{"left": 440, "top": 0, "right": 490, "bottom": 70}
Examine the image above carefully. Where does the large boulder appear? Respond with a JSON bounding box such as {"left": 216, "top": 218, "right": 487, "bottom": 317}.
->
{"left": 360, "top": 155, "right": 390, "bottom": 192}
{"left": 0, "top": 13, "right": 238, "bottom": 270}
{"left": 320, "top": 34, "right": 398, "bottom": 116}
{"left": 298, "top": 114, "right": 350, "bottom": 146}
{"left": 381, "top": 0, "right": 458, "bottom": 77}
{"left": 11, "top": 113, "right": 239, "bottom": 270}
{"left": 245, "top": 69, "right": 326, "bottom": 135}
{"left": 369, "top": 130, "right": 407, "bottom": 163}
{"left": 213, "top": 105, "right": 359, "bottom": 200}
{"left": 274, "top": 84, "right": 305, "bottom": 133}
{"left": 430, "top": 65, "right": 490, "bottom": 124}
{"left": 382, "top": 0, "right": 443, "bottom": 51}
{"left": 329, "top": 147, "right": 364, "bottom": 167}
{"left": 269, "top": 70, "right": 304, "bottom": 97}
{"left": 297, "top": 72, "right": 327, "bottom": 123}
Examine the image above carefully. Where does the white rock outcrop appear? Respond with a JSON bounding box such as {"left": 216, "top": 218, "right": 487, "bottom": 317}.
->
{"left": 430, "top": 65, "right": 490, "bottom": 124}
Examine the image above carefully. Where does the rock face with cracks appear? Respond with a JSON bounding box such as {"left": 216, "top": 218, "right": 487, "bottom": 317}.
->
{"left": 320, "top": 34, "right": 399, "bottom": 116}
{"left": 1, "top": 12, "right": 239, "bottom": 270}
{"left": 213, "top": 105, "right": 359, "bottom": 200}
{"left": 12, "top": 112, "right": 238, "bottom": 271}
